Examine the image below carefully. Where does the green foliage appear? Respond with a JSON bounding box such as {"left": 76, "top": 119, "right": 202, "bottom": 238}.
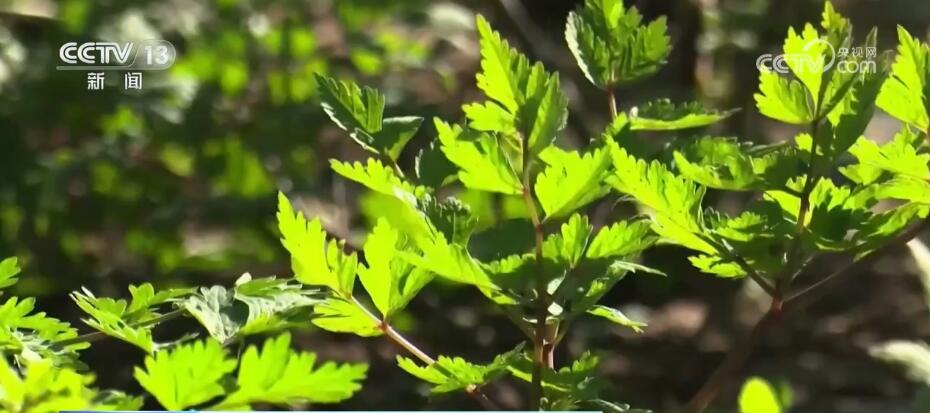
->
{"left": 316, "top": 75, "right": 423, "bottom": 161}
{"left": 876, "top": 27, "right": 930, "bottom": 130}
{"left": 215, "top": 333, "right": 367, "bottom": 408}
{"left": 629, "top": 100, "right": 735, "bottom": 131}
{"left": 397, "top": 346, "right": 521, "bottom": 394}
{"left": 182, "top": 275, "right": 323, "bottom": 344}
{"left": 0, "top": 257, "right": 19, "bottom": 292}
{"left": 134, "top": 339, "right": 237, "bottom": 410}
{"left": 566, "top": 0, "right": 670, "bottom": 88}
{"left": 277, "top": 193, "right": 359, "bottom": 296}
{"left": 6, "top": 1, "right": 930, "bottom": 412}
{"left": 0, "top": 356, "right": 141, "bottom": 413}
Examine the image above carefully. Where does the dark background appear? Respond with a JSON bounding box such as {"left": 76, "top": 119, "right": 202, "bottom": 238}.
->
{"left": 1, "top": 0, "right": 929, "bottom": 411}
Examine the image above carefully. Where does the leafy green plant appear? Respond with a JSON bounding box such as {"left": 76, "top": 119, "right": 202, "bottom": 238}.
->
{"left": 4, "top": 1, "right": 930, "bottom": 412}
{"left": 0, "top": 256, "right": 366, "bottom": 411}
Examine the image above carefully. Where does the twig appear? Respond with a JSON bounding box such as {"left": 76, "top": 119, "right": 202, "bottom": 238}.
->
{"left": 522, "top": 158, "right": 551, "bottom": 410}
{"left": 685, "top": 297, "right": 784, "bottom": 413}
{"left": 349, "top": 296, "right": 501, "bottom": 410}
{"left": 787, "top": 216, "right": 930, "bottom": 303}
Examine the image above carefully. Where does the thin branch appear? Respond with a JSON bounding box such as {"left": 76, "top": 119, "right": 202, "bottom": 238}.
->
{"left": 348, "top": 296, "right": 500, "bottom": 410}
{"left": 522, "top": 164, "right": 550, "bottom": 410}
{"left": 685, "top": 297, "right": 784, "bottom": 413}
{"left": 608, "top": 87, "right": 618, "bottom": 119}
{"left": 787, "top": 216, "right": 930, "bottom": 303}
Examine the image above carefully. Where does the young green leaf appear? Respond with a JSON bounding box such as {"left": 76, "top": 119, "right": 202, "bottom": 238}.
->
{"left": 586, "top": 219, "right": 656, "bottom": 259}
{"left": 0, "top": 357, "right": 142, "bottom": 413}
{"left": 473, "top": 15, "right": 567, "bottom": 157}
{"left": 0, "top": 257, "right": 20, "bottom": 291}
{"left": 629, "top": 100, "right": 734, "bottom": 131}
{"left": 215, "top": 333, "right": 366, "bottom": 408}
{"left": 1, "top": 296, "right": 85, "bottom": 363}
{"left": 315, "top": 75, "right": 422, "bottom": 160}
{"left": 70, "top": 287, "right": 158, "bottom": 353}
{"left": 542, "top": 214, "right": 593, "bottom": 268}
{"left": 134, "top": 339, "right": 237, "bottom": 410}
{"left": 609, "top": 148, "right": 714, "bottom": 254}
{"left": 876, "top": 26, "right": 930, "bottom": 130}
{"left": 330, "top": 158, "right": 423, "bottom": 198}
{"left": 783, "top": 24, "right": 829, "bottom": 104}
{"left": 436, "top": 119, "right": 522, "bottom": 195}
{"left": 183, "top": 279, "right": 322, "bottom": 344}
{"left": 277, "top": 192, "right": 358, "bottom": 295}
{"left": 397, "top": 346, "right": 521, "bottom": 393}
{"left": 312, "top": 297, "right": 383, "bottom": 337}
{"left": 586, "top": 305, "right": 646, "bottom": 333}
{"left": 566, "top": 0, "right": 670, "bottom": 88}
{"left": 358, "top": 218, "right": 433, "bottom": 317}
{"left": 754, "top": 70, "right": 813, "bottom": 124}
{"left": 535, "top": 144, "right": 613, "bottom": 220}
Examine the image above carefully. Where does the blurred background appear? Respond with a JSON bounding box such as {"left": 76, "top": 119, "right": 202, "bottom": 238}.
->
{"left": 1, "top": 0, "right": 929, "bottom": 411}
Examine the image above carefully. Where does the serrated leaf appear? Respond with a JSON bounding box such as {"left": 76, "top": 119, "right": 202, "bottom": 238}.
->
{"left": 543, "top": 214, "right": 593, "bottom": 268}
{"left": 587, "top": 305, "right": 646, "bottom": 333}
{"left": 0, "top": 356, "right": 136, "bottom": 413}
{"left": 783, "top": 24, "right": 829, "bottom": 104}
{"left": 134, "top": 339, "right": 236, "bottom": 410}
{"left": 675, "top": 138, "right": 804, "bottom": 191}
{"left": 315, "top": 75, "right": 421, "bottom": 160}
{"left": 397, "top": 346, "right": 521, "bottom": 393}
{"left": 848, "top": 128, "right": 929, "bottom": 180}
{"left": 566, "top": 0, "right": 670, "bottom": 87}
{"left": 876, "top": 26, "right": 930, "bottom": 130}
{"left": 0, "top": 257, "right": 20, "bottom": 291}
{"left": 436, "top": 119, "right": 522, "bottom": 195}
{"left": 475, "top": 15, "right": 531, "bottom": 113}
{"left": 586, "top": 219, "right": 656, "bottom": 259}
{"left": 70, "top": 288, "right": 157, "bottom": 353}
{"left": 358, "top": 218, "right": 433, "bottom": 317}
{"left": 629, "top": 100, "right": 734, "bottom": 131}
{"left": 609, "top": 148, "right": 714, "bottom": 254}
{"left": 215, "top": 333, "right": 366, "bottom": 408}
{"left": 535, "top": 144, "right": 612, "bottom": 219}
{"left": 0, "top": 296, "right": 84, "bottom": 364}
{"left": 277, "top": 192, "right": 358, "bottom": 295}
{"left": 312, "top": 297, "right": 382, "bottom": 337}
{"left": 754, "top": 70, "right": 813, "bottom": 124}
{"left": 183, "top": 279, "right": 321, "bottom": 344}
{"left": 473, "top": 15, "right": 566, "bottom": 157}
{"left": 330, "top": 158, "right": 422, "bottom": 198}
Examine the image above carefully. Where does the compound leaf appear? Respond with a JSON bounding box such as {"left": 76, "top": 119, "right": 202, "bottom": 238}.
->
{"left": 134, "top": 339, "right": 237, "bottom": 410}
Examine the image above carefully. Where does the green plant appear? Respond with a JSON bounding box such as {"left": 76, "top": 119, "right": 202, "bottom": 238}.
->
{"left": 0, "top": 256, "right": 366, "bottom": 411}
{"left": 4, "top": 1, "right": 930, "bottom": 412}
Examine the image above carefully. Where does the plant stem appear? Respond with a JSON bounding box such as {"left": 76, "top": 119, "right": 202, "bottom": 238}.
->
{"left": 607, "top": 87, "right": 618, "bottom": 118}
{"left": 52, "top": 308, "right": 186, "bottom": 348}
{"left": 349, "top": 296, "right": 500, "bottom": 410}
{"left": 685, "top": 296, "right": 784, "bottom": 413}
{"left": 787, "top": 216, "right": 930, "bottom": 303}
{"left": 522, "top": 169, "right": 550, "bottom": 410}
